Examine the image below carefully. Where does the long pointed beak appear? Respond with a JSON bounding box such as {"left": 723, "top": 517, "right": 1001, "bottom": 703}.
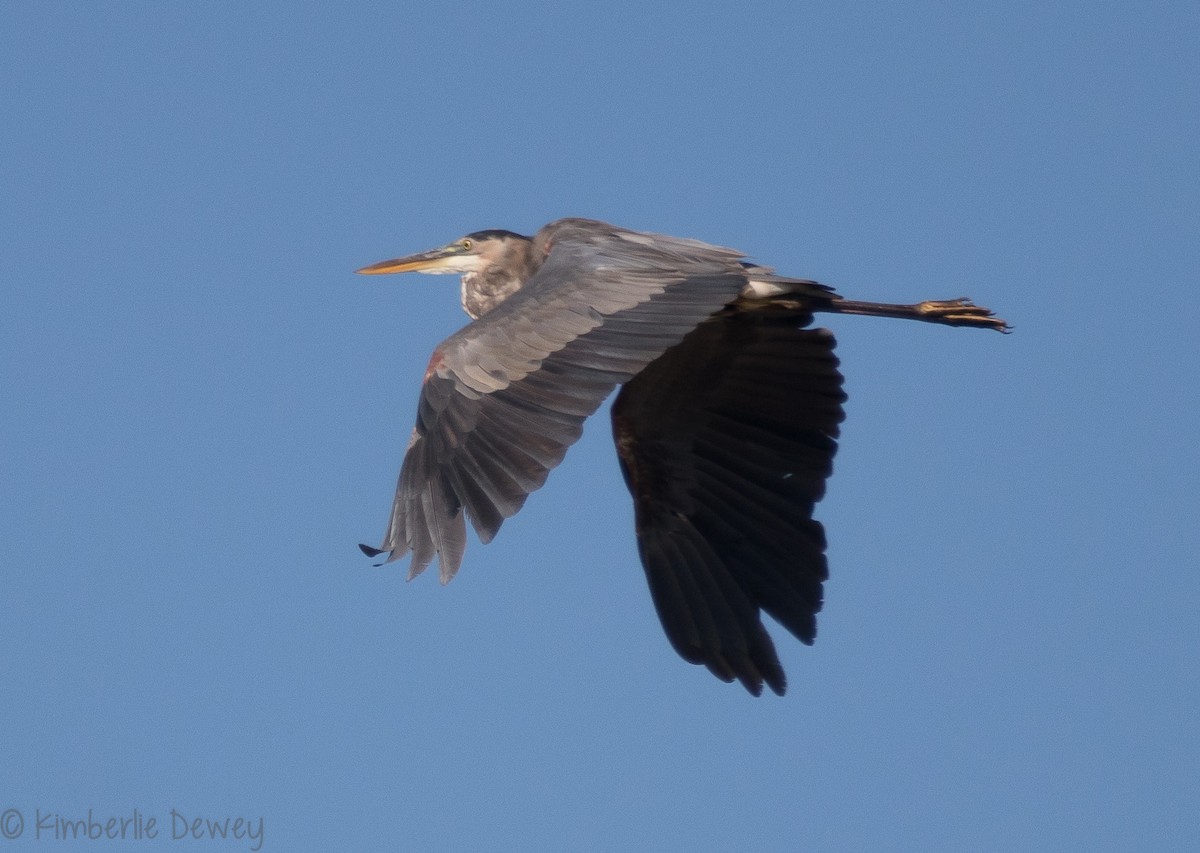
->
{"left": 355, "top": 247, "right": 457, "bottom": 275}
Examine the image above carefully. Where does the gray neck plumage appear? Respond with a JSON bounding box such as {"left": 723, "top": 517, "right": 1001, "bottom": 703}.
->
{"left": 460, "top": 269, "right": 524, "bottom": 319}
{"left": 459, "top": 237, "right": 538, "bottom": 319}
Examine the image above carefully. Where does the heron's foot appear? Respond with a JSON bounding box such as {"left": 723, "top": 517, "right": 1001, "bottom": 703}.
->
{"left": 917, "top": 299, "right": 1011, "bottom": 332}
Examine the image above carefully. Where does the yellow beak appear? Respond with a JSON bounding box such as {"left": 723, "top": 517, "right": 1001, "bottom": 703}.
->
{"left": 355, "top": 247, "right": 461, "bottom": 275}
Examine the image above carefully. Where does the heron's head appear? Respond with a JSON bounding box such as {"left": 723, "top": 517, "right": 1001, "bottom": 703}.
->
{"left": 356, "top": 230, "right": 530, "bottom": 278}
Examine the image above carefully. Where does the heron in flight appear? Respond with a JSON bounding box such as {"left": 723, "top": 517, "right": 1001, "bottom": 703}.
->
{"left": 358, "top": 218, "right": 1007, "bottom": 696}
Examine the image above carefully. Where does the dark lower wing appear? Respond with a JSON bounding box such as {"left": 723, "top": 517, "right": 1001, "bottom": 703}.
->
{"left": 611, "top": 305, "right": 846, "bottom": 695}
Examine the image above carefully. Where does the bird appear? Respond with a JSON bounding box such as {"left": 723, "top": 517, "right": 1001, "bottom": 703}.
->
{"left": 357, "top": 217, "right": 1007, "bottom": 696}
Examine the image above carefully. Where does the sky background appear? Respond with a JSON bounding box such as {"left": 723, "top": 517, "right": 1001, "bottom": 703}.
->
{"left": 2, "top": 2, "right": 1198, "bottom": 851}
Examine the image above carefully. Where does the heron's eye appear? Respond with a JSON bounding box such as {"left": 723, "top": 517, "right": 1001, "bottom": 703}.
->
{"left": 460, "top": 239, "right": 472, "bottom": 251}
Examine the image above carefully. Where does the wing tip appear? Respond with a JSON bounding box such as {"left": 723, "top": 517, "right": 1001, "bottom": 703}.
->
{"left": 735, "top": 658, "right": 788, "bottom": 698}
{"left": 358, "top": 542, "right": 391, "bottom": 568}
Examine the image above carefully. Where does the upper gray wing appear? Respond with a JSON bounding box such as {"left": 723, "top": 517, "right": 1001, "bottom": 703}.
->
{"left": 611, "top": 305, "right": 846, "bottom": 695}
{"left": 364, "top": 220, "right": 755, "bottom": 581}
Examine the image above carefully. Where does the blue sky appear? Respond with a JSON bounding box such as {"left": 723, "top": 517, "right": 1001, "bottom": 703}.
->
{"left": 2, "top": 2, "right": 1197, "bottom": 850}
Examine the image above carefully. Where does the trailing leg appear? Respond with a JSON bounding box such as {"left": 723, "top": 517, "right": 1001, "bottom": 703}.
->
{"left": 821, "top": 297, "right": 1009, "bottom": 331}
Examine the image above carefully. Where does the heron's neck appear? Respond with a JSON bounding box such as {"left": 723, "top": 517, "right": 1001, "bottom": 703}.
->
{"left": 459, "top": 239, "right": 537, "bottom": 319}
{"left": 459, "top": 271, "right": 518, "bottom": 319}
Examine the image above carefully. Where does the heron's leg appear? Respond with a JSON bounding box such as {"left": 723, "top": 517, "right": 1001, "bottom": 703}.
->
{"left": 823, "top": 297, "right": 1010, "bottom": 332}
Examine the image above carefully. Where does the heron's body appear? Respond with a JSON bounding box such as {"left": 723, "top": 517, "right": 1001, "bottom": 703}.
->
{"left": 358, "top": 218, "right": 1006, "bottom": 695}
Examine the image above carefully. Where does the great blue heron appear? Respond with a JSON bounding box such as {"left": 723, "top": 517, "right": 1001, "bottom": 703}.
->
{"left": 358, "top": 217, "right": 1007, "bottom": 696}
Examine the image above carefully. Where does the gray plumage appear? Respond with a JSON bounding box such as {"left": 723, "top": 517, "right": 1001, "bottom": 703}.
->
{"left": 357, "top": 217, "right": 1007, "bottom": 695}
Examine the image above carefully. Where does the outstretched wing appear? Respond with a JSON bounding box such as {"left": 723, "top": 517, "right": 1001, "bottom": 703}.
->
{"left": 611, "top": 306, "right": 846, "bottom": 696}
{"left": 364, "top": 220, "right": 756, "bottom": 581}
